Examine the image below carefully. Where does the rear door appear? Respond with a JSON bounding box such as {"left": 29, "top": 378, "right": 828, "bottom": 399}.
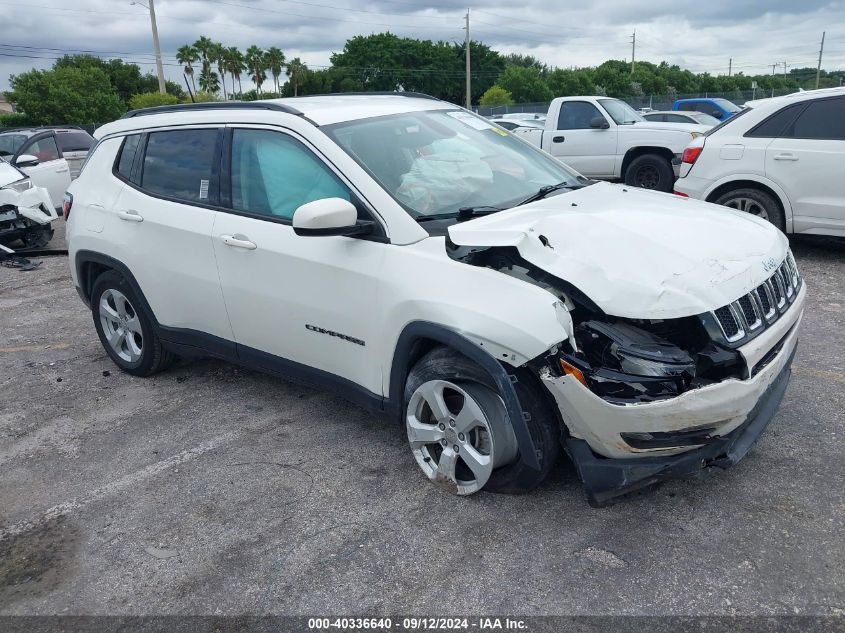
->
{"left": 764, "top": 95, "right": 845, "bottom": 234}
{"left": 548, "top": 101, "right": 617, "bottom": 177}
{"left": 18, "top": 134, "right": 70, "bottom": 207}
{"left": 109, "top": 127, "right": 234, "bottom": 345}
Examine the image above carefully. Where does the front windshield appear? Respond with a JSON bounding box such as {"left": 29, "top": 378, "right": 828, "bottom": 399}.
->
{"left": 598, "top": 99, "right": 644, "bottom": 125}
{"left": 324, "top": 109, "right": 581, "bottom": 219}
{"left": 0, "top": 134, "right": 27, "bottom": 157}
{"left": 713, "top": 98, "right": 741, "bottom": 113}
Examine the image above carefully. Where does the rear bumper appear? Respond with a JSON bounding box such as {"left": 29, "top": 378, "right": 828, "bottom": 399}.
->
{"left": 564, "top": 347, "right": 795, "bottom": 507}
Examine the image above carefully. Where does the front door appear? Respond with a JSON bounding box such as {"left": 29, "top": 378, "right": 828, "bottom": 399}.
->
{"left": 549, "top": 101, "right": 618, "bottom": 178}
{"left": 212, "top": 126, "right": 387, "bottom": 396}
{"left": 19, "top": 135, "right": 70, "bottom": 207}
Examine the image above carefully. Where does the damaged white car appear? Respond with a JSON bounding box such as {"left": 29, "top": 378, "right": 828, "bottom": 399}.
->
{"left": 68, "top": 95, "right": 805, "bottom": 506}
{"left": 0, "top": 157, "right": 57, "bottom": 248}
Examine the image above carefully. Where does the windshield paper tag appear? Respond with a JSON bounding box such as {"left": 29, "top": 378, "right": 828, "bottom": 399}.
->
{"left": 199, "top": 179, "right": 209, "bottom": 200}
{"left": 447, "top": 111, "right": 493, "bottom": 130}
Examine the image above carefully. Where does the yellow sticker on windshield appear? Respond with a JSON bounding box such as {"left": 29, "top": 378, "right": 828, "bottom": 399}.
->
{"left": 490, "top": 127, "right": 508, "bottom": 136}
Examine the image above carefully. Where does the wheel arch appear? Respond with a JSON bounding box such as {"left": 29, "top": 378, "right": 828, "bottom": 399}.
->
{"left": 388, "top": 321, "right": 542, "bottom": 471}
{"left": 75, "top": 250, "right": 159, "bottom": 325}
{"left": 703, "top": 177, "right": 794, "bottom": 232}
{"left": 620, "top": 145, "right": 675, "bottom": 178}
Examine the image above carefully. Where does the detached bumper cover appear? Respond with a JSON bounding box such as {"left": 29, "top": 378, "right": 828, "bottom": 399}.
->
{"left": 565, "top": 347, "right": 795, "bottom": 507}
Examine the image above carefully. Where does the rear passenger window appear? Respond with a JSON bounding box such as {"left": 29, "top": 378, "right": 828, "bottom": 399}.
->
{"left": 230, "top": 129, "right": 351, "bottom": 221}
{"left": 116, "top": 134, "right": 140, "bottom": 180}
{"left": 57, "top": 132, "right": 94, "bottom": 152}
{"left": 25, "top": 136, "right": 60, "bottom": 162}
{"left": 745, "top": 103, "right": 805, "bottom": 138}
{"left": 141, "top": 129, "right": 219, "bottom": 203}
{"left": 788, "top": 97, "right": 845, "bottom": 140}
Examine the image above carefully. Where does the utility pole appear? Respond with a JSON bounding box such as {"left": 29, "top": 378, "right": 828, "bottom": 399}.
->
{"left": 728, "top": 58, "right": 732, "bottom": 77}
{"left": 770, "top": 63, "right": 777, "bottom": 97}
{"left": 816, "top": 31, "right": 825, "bottom": 89}
{"left": 132, "top": 0, "right": 166, "bottom": 93}
{"left": 630, "top": 29, "right": 636, "bottom": 74}
{"left": 782, "top": 61, "right": 788, "bottom": 76}
{"left": 464, "top": 9, "right": 471, "bottom": 109}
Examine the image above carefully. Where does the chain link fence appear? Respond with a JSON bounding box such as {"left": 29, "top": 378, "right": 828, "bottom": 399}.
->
{"left": 475, "top": 88, "right": 799, "bottom": 117}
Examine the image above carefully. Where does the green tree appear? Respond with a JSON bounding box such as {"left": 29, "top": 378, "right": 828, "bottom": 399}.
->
{"left": 210, "top": 42, "right": 228, "bottom": 100}
{"left": 198, "top": 66, "right": 220, "bottom": 94}
{"left": 129, "top": 92, "right": 180, "bottom": 110}
{"left": 176, "top": 45, "right": 198, "bottom": 94}
{"left": 478, "top": 85, "right": 513, "bottom": 106}
{"left": 286, "top": 57, "right": 307, "bottom": 96}
{"left": 193, "top": 36, "right": 215, "bottom": 84}
{"left": 496, "top": 65, "right": 552, "bottom": 103}
{"left": 53, "top": 55, "right": 183, "bottom": 104}
{"left": 8, "top": 66, "right": 125, "bottom": 124}
{"left": 225, "top": 47, "right": 245, "bottom": 97}
{"left": 266, "top": 47, "right": 286, "bottom": 94}
{"left": 246, "top": 45, "right": 266, "bottom": 95}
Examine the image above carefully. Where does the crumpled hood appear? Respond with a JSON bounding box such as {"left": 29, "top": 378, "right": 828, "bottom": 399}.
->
{"left": 447, "top": 182, "right": 788, "bottom": 319}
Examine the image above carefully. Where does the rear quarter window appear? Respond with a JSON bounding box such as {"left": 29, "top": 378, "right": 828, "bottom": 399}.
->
{"left": 745, "top": 103, "right": 806, "bottom": 138}
{"left": 57, "top": 132, "right": 95, "bottom": 152}
{"left": 115, "top": 134, "right": 141, "bottom": 181}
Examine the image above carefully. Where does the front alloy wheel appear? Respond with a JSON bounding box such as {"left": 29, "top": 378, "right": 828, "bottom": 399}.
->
{"left": 406, "top": 379, "right": 518, "bottom": 495}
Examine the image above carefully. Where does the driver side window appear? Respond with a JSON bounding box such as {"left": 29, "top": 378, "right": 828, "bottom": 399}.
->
{"left": 230, "top": 129, "right": 351, "bottom": 221}
{"left": 557, "top": 102, "right": 603, "bottom": 130}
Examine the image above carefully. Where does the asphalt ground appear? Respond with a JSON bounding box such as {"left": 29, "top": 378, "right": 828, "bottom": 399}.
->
{"left": 0, "top": 223, "right": 843, "bottom": 618}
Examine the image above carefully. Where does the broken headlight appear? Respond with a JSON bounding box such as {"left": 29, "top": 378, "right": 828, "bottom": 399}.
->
{"left": 4, "top": 177, "right": 33, "bottom": 193}
{"left": 563, "top": 320, "right": 697, "bottom": 403}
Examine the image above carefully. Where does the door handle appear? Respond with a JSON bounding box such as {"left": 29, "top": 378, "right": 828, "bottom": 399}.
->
{"left": 773, "top": 153, "right": 798, "bottom": 161}
{"left": 553, "top": 136, "right": 565, "bottom": 143}
{"left": 117, "top": 209, "right": 143, "bottom": 222}
{"left": 221, "top": 234, "right": 257, "bottom": 250}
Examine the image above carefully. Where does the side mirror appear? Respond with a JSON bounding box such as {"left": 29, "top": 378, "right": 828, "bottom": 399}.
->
{"left": 15, "top": 154, "right": 39, "bottom": 167}
{"left": 589, "top": 117, "right": 610, "bottom": 129}
{"left": 292, "top": 197, "right": 372, "bottom": 237}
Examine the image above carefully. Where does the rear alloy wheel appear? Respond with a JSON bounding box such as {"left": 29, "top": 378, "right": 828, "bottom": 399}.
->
{"left": 624, "top": 154, "right": 674, "bottom": 192}
{"left": 91, "top": 270, "right": 176, "bottom": 376}
{"left": 406, "top": 379, "right": 518, "bottom": 495}
{"left": 714, "top": 187, "right": 785, "bottom": 232}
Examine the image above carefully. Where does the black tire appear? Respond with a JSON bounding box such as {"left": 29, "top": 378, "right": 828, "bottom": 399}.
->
{"left": 21, "top": 225, "right": 54, "bottom": 249}
{"left": 403, "top": 346, "right": 560, "bottom": 494}
{"left": 90, "top": 270, "right": 176, "bottom": 376}
{"left": 713, "top": 187, "right": 786, "bottom": 232}
{"left": 624, "top": 153, "right": 675, "bottom": 192}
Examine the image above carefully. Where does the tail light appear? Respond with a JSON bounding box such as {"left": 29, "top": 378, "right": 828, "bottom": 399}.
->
{"left": 62, "top": 192, "right": 73, "bottom": 220}
{"left": 682, "top": 146, "right": 703, "bottom": 165}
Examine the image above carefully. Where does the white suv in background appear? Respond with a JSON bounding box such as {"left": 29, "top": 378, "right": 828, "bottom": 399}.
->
{"left": 674, "top": 87, "right": 845, "bottom": 236}
{"left": 66, "top": 96, "right": 804, "bottom": 506}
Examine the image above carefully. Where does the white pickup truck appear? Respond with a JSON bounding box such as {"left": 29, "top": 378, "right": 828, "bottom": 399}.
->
{"left": 513, "top": 96, "right": 707, "bottom": 192}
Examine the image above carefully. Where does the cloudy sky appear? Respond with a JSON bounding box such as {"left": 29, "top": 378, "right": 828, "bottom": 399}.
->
{"left": 2, "top": 0, "right": 844, "bottom": 92}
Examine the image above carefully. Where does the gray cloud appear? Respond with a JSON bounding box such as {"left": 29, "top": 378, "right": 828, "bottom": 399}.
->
{"left": 1, "top": 0, "right": 843, "bottom": 92}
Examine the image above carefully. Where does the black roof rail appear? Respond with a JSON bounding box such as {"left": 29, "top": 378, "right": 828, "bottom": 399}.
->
{"left": 120, "top": 101, "right": 305, "bottom": 119}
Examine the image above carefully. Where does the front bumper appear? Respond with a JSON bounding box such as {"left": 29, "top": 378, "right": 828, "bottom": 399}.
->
{"left": 565, "top": 347, "right": 794, "bottom": 507}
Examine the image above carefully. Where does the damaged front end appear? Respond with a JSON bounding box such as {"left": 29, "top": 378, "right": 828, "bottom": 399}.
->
{"left": 448, "top": 240, "right": 805, "bottom": 506}
{"left": 0, "top": 176, "right": 57, "bottom": 249}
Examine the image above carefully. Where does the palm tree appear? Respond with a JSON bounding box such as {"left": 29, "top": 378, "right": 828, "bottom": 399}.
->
{"left": 225, "top": 47, "right": 245, "bottom": 97}
{"left": 193, "top": 36, "right": 215, "bottom": 82}
{"left": 246, "top": 45, "right": 266, "bottom": 96}
{"left": 265, "top": 46, "right": 286, "bottom": 94}
{"left": 210, "top": 42, "right": 227, "bottom": 100}
{"left": 176, "top": 45, "right": 198, "bottom": 94}
{"left": 198, "top": 67, "right": 220, "bottom": 94}
{"left": 286, "top": 57, "right": 307, "bottom": 97}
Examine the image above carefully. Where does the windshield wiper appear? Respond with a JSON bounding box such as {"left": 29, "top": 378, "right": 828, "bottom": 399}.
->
{"left": 456, "top": 206, "right": 503, "bottom": 221}
{"left": 515, "top": 181, "right": 582, "bottom": 206}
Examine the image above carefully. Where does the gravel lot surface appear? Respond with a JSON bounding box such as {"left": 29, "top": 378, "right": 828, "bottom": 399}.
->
{"left": 1, "top": 226, "right": 843, "bottom": 617}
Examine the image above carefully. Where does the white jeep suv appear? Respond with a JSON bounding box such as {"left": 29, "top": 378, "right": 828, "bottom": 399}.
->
{"left": 66, "top": 95, "right": 806, "bottom": 506}
{"left": 674, "top": 87, "right": 845, "bottom": 236}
